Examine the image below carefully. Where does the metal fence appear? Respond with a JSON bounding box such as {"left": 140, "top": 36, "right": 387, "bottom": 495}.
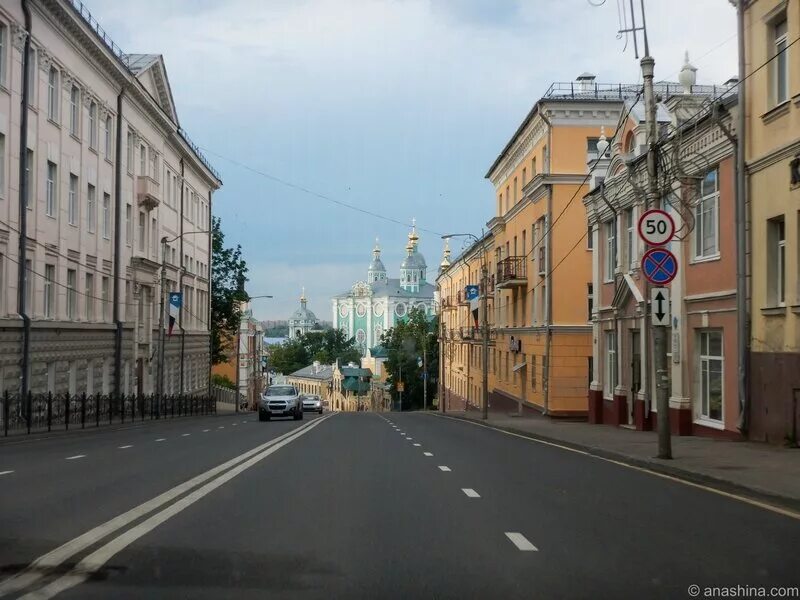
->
{"left": 1, "top": 391, "right": 215, "bottom": 437}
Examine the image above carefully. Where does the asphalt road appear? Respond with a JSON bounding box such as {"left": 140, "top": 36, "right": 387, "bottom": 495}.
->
{"left": 1, "top": 411, "right": 799, "bottom": 599}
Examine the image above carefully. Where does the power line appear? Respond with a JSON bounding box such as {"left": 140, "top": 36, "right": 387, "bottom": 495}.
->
{"left": 197, "top": 146, "right": 443, "bottom": 237}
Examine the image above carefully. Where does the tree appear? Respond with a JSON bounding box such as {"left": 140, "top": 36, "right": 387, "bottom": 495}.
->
{"left": 299, "top": 329, "right": 361, "bottom": 365}
{"left": 267, "top": 340, "right": 309, "bottom": 375}
{"left": 211, "top": 216, "right": 249, "bottom": 364}
{"left": 381, "top": 307, "right": 438, "bottom": 410}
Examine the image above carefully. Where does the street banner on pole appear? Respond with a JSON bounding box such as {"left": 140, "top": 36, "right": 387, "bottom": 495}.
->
{"left": 650, "top": 287, "right": 670, "bottom": 326}
{"left": 168, "top": 292, "right": 182, "bottom": 336}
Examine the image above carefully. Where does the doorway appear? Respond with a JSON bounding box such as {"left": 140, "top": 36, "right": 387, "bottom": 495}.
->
{"left": 630, "top": 330, "right": 641, "bottom": 425}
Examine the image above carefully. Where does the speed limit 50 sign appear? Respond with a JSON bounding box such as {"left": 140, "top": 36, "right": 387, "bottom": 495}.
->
{"left": 638, "top": 209, "right": 675, "bottom": 246}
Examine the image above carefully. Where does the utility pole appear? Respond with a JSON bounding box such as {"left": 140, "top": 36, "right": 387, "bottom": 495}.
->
{"left": 398, "top": 361, "right": 403, "bottom": 412}
{"left": 422, "top": 346, "right": 427, "bottom": 411}
{"left": 157, "top": 237, "right": 167, "bottom": 413}
{"left": 640, "top": 20, "right": 672, "bottom": 459}
{"left": 481, "top": 257, "right": 489, "bottom": 420}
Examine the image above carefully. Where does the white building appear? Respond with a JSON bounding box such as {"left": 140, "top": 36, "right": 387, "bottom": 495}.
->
{"left": 288, "top": 288, "right": 319, "bottom": 340}
{"left": 0, "top": 1, "right": 221, "bottom": 396}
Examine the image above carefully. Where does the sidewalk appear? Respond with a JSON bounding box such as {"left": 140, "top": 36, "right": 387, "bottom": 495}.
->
{"left": 437, "top": 409, "right": 800, "bottom": 512}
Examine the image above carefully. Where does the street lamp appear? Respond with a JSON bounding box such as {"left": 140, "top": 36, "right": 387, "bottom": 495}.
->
{"left": 156, "top": 230, "right": 210, "bottom": 415}
{"left": 235, "top": 294, "right": 273, "bottom": 413}
{"left": 441, "top": 233, "right": 489, "bottom": 421}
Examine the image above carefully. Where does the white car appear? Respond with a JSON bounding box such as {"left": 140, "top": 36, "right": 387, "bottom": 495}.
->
{"left": 260, "top": 385, "right": 303, "bottom": 421}
{"left": 302, "top": 394, "right": 323, "bottom": 414}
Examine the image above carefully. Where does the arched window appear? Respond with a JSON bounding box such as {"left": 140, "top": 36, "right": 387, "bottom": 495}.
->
{"left": 625, "top": 131, "right": 636, "bottom": 154}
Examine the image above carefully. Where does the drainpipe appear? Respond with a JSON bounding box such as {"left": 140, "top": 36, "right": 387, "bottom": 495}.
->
{"left": 17, "top": 0, "right": 32, "bottom": 401}
{"left": 113, "top": 90, "right": 124, "bottom": 403}
{"left": 735, "top": 0, "right": 749, "bottom": 433}
{"left": 179, "top": 158, "right": 185, "bottom": 394}
{"left": 207, "top": 190, "right": 213, "bottom": 396}
{"left": 540, "top": 108, "right": 553, "bottom": 415}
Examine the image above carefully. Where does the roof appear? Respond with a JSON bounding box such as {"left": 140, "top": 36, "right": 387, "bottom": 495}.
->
{"left": 369, "top": 257, "right": 387, "bottom": 272}
{"left": 370, "top": 345, "right": 390, "bottom": 358}
{"left": 289, "top": 363, "right": 334, "bottom": 380}
{"left": 401, "top": 251, "right": 427, "bottom": 270}
{"left": 333, "top": 279, "right": 435, "bottom": 300}
{"left": 341, "top": 367, "right": 372, "bottom": 378}
{"left": 290, "top": 306, "right": 317, "bottom": 322}
{"left": 343, "top": 379, "right": 371, "bottom": 393}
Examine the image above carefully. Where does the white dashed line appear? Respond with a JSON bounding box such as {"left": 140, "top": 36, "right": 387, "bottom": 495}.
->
{"left": 406, "top": 437, "right": 413, "bottom": 440}
{"left": 505, "top": 532, "right": 538, "bottom": 551}
{"left": 182, "top": 434, "right": 190, "bottom": 437}
{"left": 413, "top": 443, "right": 421, "bottom": 447}
{"left": 118, "top": 445, "right": 133, "bottom": 449}
{"left": 0, "top": 470, "right": 14, "bottom": 476}
{"left": 438, "top": 466, "right": 451, "bottom": 472}
{"left": 241, "top": 421, "right": 247, "bottom": 424}
{"left": 232, "top": 423, "right": 238, "bottom": 426}
{"left": 218, "top": 426, "right": 224, "bottom": 430}
{"left": 203, "top": 429, "right": 210, "bottom": 433}
{"left": 65, "top": 455, "right": 85, "bottom": 460}
{"left": 155, "top": 439, "right": 166, "bottom": 442}
{"left": 424, "top": 452, "right": 433, "bottom": 457}
{"left": 462, "top": 488, "right": 480, "bottom": 498}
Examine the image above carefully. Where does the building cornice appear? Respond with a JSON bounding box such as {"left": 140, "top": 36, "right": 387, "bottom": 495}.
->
{"left": 748, "top": 138, "right": 800, "bottom": 174}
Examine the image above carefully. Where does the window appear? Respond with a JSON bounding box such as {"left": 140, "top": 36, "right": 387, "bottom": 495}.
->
{"left": 150, "top": 149, "right": 158, "bottom": 182}
{"left": 151, "top": 216, "right": 158, "bottom": 256}
{"left": 0, "top": 23, "right": 6, "bottom": 87}
{"left": 604, "top": 331, "right": 617, "bottom": 397}
{"left": 44, "top": 264, "right": 55, "bottom": 318}
{"left": 140, "top": 144, "right": 146, "bottom": 176}
{"left": 522, "top": 167, "right": 527, "bottom": 187}
{"left": 505, "top": 185, "right": 510, "bottom": 212}
{"left": 67, "top": 269, "right": 77, "bottom": 319}
{"left": 126, "top": 130, "right": 134, "bottom": 173}
{"left": 695, "top": 169, "right": 719, "bottom": 259}
{"left": 604, "top": 220, "right": 616, "bottom": 281}
{"left": 125, "top": 204, "right": 132, "bottom": 245}
{"left": 47, "top": 66, "right": 58, "bottom": 121}
{"left": 89, "top": 102, "right": 97, "bottom": 149}
{"left": 138, "top": 211, "right": 145, "bottom": 251}
{"left": 68, "top": 174, "right": 78, "bottom": 225}
{"left": 587, "top": 283, "right": 593, "bottom": 321}
{"left": 69, "top": 86, "right": 79, "bottom": 136}
{"left": 45, "top": 161, "right": 57, "bottom": 217}
{"left": 87, "top": 184, "right": 96, "bottom": 232}
{"left": 85, "top": 273, "right": 94, "bottom": 321}
{"left": 0, "top": 132, "right": 5, "bottom": 195}
{"left": 513, "top": 177, "right": 518, "bottom": 204}
{"left": 587, "top": 225, "right": 593, "bottom": 250}
{"left": 768, "top": 216, "right": 786, "bottom": 306}
{"left": 102, "top": 193, "right": 110, "bottom": 239}
{"left": 774, "top": 18, "right": 788, "bottom": 105}
{"left": 101, "top": 276, "right": 110, "bottom": 322}
{"left": 104, "top": 116, "right": 112, "bottom": 159}
{"left": 25, "top": 149, "right": 33, "bottom": 209}
{"left": 625, "top": 207, "right": 634, "bottom": 270}
{"left": 698, "top": 330, "right": 723, "bottom": 422}
{"left": 531, "top": 355, "right": 537, "bottom": 391}
{"left": 531, "top": 157, "right": 537, "bottom": 176}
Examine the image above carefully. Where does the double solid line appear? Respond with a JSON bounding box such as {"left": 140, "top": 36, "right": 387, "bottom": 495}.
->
{"left": 0, "top": 413, "right": 334, "bottom": 599}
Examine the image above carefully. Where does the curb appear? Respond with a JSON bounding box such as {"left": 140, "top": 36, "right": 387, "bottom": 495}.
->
{"left": 432, "top": 412, "right": 800, "bottom": 516}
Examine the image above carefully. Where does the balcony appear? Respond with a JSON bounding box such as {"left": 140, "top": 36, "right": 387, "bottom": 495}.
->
{"left": 457, "top": 290, "right": 469, "bottom": 306}
{"left": 496, "top": 257, "right": 527, "bottom": 288}
{"left": 442, "top": 297, "right": 457, "bottom": 311}
{"left": 137, "top": 175, "right": 161, "bottom": 211}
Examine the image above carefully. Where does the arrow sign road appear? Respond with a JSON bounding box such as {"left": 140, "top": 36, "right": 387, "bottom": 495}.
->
{"left": 651, "top": 287, "right": 670, "bottom": 327}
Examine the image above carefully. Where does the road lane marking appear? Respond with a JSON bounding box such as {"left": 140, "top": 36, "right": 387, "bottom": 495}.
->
{"left": 182, "top": 434, "right": 190, "bottom": 437}
{"left": 0, "top": 415, "right": 333, "bottom": 598}
{"left": 218, "top": 426, "right": 224, "bottom": 430}
{"left": 424, "top": 452, "right": 433, "bottom": 456}
{"left": 203, "top": 429, "right": 210, "bottom": 432}
{"left": 406, "top": 437, "right": 413, "bottom": 440}
{"left": 241, "top": 421, "right": 247, "bottom": 424}
{"left": 413, "top": 443, "right": 421, "bottom": 447}
{"left": 0, "top": 471, "right": 13, "bottom": 476}
{"left": 438, "top": 466, "right": 451, "bottom": 472}
{"left": 462, "top": 488, "right": 480, "bottom": 498}
{"left": 505, "top": 532, "right": 538, "bottom": 551}
{"left": 65, "top": 455, "right": 85, "bottom": 460}
{"left": 155, "top": 438, "right": 166, "bottom": 442}
{"left": 433, "top": 413, "right": 800, "bottom": 522}
{"left": 117, "top": 445, "right": 133, "bottom": 450}
{"left": 22, "top": 414, "right": 335, "bottom": 600}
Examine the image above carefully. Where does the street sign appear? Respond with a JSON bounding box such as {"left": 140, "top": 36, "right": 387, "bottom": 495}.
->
{"left": 638, "top": 209, "right": 675, "bottom": 246}
{"left": 641, "top": 247, "right": 678, "bottom": 285}
{"left": 651, "top": 287, "right": 670, "bottom": 326}
{"left": 465, "top": 285, "right": 479, "bottom": 301}
{"left": 397, "top": 381, "right": 405, "bottom": 393}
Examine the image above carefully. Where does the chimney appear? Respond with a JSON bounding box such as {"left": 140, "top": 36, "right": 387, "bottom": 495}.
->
{"left": 576, "top": 72, "right": 596, "bottom": 93}
{"left": 724, "top": 77, "right": 739, "bottom": 89}
{"left": 312, "top": 360, "right": 320, "bottom": 374}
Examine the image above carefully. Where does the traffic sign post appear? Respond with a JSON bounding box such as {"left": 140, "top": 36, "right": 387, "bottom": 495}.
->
{"left": 641, "top": 248, "right": 678, "bottom": 286}
{"left": 638, "top": 209, "right": 675, "bottom": 246}
{"left": 650, "top": 288, "right": 670, "bottom": 327}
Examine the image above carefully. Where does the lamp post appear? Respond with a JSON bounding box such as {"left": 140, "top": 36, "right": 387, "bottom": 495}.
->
{"left": 157, "top": 230, "right": 210, "bottom": 414}
{"left": 442, "top": 233, "right": 489, "bottom": 420}
{"left": 234, "top": 294, "right": 273, "bottom": 413}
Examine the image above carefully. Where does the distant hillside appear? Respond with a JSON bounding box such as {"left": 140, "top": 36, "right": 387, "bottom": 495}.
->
{"left": 263, "top": 325, "right": 289, "bottom": 337}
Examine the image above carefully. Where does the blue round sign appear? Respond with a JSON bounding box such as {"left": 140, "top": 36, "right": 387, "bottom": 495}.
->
{"left": 641, "top": 248, "right": 678, "bottom": 285}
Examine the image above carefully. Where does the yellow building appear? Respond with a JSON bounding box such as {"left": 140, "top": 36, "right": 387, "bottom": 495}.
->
{"left": 745, "top": 0, "right": 800, "bottom": 442}
{"left": 286, "top": 361, "right": 333, "bottom": 406}
{"left": 439, "top": 75, "right": 637, "bottom": 417}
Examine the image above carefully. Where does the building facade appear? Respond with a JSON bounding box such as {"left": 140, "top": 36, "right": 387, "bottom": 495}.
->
{"left": 286, "top": 361, "right": 333, "bottom": 403}
{"left": 584, "top": 81, "right": 741, "bottom": 437}
{"left": 332, "top": 225, "right": 435, "bottom": 355}
{"left": 745, "top": 0, "right": 800, "bottom": 443}
{"left": 0, "top": 1, "right": 220, "bottom": 397}
{"left": 288, "top": 289, "right": 320, "bottom": 340}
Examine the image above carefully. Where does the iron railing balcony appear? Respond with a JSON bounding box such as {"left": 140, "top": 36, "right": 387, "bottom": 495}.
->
{"left": 496, "top": 257, "right": 527, "bottom": 288}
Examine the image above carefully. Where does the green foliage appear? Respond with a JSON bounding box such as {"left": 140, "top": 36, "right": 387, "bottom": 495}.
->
{"left": 263, "top": 325, "right": 289, "bottom": 337}
{"left": 267, "top": 340, "right": 310, "bottom": 376}
{"left": 211, "top": 373, "right": 235, "bottom": 389}
{"left": 381, "top": 307, "right": 438, "bottom": 410}
{"left": 211, "top": 217, "right": 249, "bottom": 364}
{"left": 267, "top": 329, "right": 362, "bottom": 375}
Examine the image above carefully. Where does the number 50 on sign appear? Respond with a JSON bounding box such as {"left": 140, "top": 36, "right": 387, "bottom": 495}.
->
{"left": 638, "top": 209, "right": 675, "bottom": 246}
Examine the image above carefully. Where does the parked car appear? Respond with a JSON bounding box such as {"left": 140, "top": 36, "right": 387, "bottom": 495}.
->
{"left": 302, "top": 394, "right": 324, "bottom": 414}
{"left": 260, "top": 385, "right": 303, "bottom": 421}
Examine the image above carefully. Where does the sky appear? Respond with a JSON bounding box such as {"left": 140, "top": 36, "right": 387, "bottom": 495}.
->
{"left": 86, "top": 0, "right": 737, "bottom": 321}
